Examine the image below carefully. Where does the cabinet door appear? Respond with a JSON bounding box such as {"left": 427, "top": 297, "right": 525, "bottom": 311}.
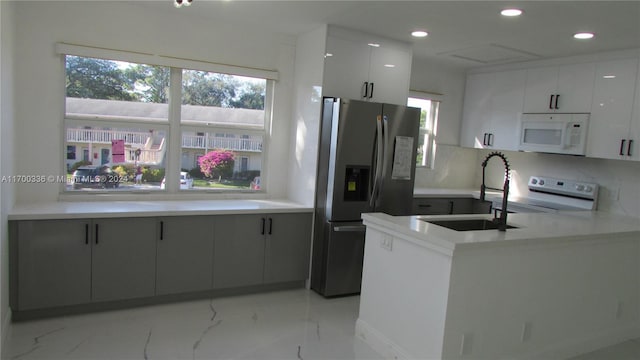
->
{"left": 523, "top": 66, "right": 559, "bottom": 113}
{"left": 629, "top": 55, "right": 640, "bottom": 161}
{"left": 322, "top": 34, "right": 370, "bottom": 100}
{"left": 368, "top": 45, "right": 412, "bottom": 105}
{"left": 156, "top": 216, "right": 214, "bottom": 295}
{"left": 263, "top": 213, "right": 312, "bottom": 284}
{"left": 460, "top": 72, "right": 495, "bottom": 149}
{"left": 485, "top": 69, "right": 527, "bottom": 151}
{"left": 91, "top": 218, "right": 157, "bottom": 302}
{"left": 461, "top": 70, "right": 525, "bottom": 150}
{"left": 16, "top": 220, "right": 91, "bottom": 310}
{"left": 213, "top": 214, "right": 265, "bottom": 289}
{"left": 556, "top": 62, "right": 596, "bottom": 112}
{"left": 524, "top": 63, "right": 595, "bottom": 113}
{"left": 587, "top": 58, "right": 638, "bottom": 160}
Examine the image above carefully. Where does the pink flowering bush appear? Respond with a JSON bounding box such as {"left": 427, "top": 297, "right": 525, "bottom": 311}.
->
{"left": 198, "top": 150, "right": 235, "bottom": 180}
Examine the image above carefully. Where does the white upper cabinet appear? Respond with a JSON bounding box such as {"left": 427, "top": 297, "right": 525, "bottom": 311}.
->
{"left": 323, "top": 26, "right": 412, "bottom": 105}
{"left": 460, "top": 69, "right": 527, "bottom": 151}
{"left": 587, "top": 57, "right": 639, "bottom": 160}
{"left": 523, "top": 63, "right": 596, "bottom": 113}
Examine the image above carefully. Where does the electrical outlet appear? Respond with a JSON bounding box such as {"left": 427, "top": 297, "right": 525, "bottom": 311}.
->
{"left": 380, "top": 235, "right": 393, "bottom": 251}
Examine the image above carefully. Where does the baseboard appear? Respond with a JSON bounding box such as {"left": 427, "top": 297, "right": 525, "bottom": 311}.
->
{"left": 519, "top": 324, "right": 640, "bottom": 360}
{"left": 355, "top": 318, "right": 416, "bottom": 360}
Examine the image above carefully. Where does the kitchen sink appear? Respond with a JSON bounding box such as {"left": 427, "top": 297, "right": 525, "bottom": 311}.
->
{"left": 423, "top": 219, "right": 518, "bottom": 231}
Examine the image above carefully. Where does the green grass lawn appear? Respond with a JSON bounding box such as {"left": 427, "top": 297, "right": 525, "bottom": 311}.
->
{"left": 193, "top": 179, "right": 252, "bottom": 189}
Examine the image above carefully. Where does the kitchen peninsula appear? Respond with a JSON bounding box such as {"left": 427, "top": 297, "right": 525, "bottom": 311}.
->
{"left": 357, "top": 212, "right": 640, "bottom": 360}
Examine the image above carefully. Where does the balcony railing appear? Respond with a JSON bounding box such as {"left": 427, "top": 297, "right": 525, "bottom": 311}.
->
{"left": 182, "top": 135, "right": 262, "bottom": 152}
{"left": 67, "top": 128, "right": 263, "bottom": 153}
{"left": 67, "top": 128, "right": 150, "bottom": 146}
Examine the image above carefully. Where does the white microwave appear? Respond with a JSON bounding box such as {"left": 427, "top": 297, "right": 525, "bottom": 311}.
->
{"left": 518, "top": 113, "right": 589, "bottom": 155}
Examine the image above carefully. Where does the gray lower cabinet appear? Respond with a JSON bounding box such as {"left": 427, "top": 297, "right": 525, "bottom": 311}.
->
{"left": 213, "top": 214, "right": 266, "bottom": 289}
{"left": 156, "top": 216, "right": 214, "bottom": 295}
{"left": 412, "top": 197, "right": 491, "bottom": 215}
{"left": 264, "top": 213, "right": 312, "bottom": 284}
{"left": 91, "top": 218, "right": 157, "bottom": 302}
{"left": 11, "top": 211, "right": 312, "bottom": 313}
{"left": 213, "top": 213, "right": 312, "bottom": 288}
{"left": 13, "top": 219, "right": 92, "bottom": 310}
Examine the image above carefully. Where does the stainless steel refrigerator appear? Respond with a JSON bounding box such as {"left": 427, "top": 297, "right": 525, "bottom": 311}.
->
{"left": 311, "top": 97, "right": 420, "bottom": 297}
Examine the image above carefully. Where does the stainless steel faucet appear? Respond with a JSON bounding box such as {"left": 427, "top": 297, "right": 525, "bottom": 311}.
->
{"left": 479, "top": 151, "right": 511, "bottom": 231}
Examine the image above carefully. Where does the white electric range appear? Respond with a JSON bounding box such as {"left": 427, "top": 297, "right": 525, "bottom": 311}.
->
{"left": 492, "top": 176, "right": 599, "bottom": 214}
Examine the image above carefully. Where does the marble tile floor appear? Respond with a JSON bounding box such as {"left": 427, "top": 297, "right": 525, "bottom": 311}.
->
{"left": 2, "top": 289, "right": 383, "bottom": 360}
{"left": 2, "top": 288, "right": 639, "bottom": 360}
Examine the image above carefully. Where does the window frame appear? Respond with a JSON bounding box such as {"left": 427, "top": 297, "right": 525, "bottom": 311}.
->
{"left": 408, "top": 91, "right": 441, "bottom": 169}
{"left": 58, "top": 44, "right": 276, "bottom": 198}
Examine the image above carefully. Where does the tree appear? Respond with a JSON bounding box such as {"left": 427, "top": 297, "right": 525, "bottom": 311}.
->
{"left": 127, "top": 65, "right": 170, "bottom": 103}
{"left": 66, "top": 56, "right": 137, "bottom": 101}
{"left": 230, "top": 82, "right": 265, "bottom": 109}
{"left": 198, "top": 150, "right": 235, "bottom": 180}
{"left": 182, "top": 71, "right": 236, "bottom": 107}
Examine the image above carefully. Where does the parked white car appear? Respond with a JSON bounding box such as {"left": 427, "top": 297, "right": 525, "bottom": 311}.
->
{"left": 160, "top": 171, "right": 194, "bottom": 190}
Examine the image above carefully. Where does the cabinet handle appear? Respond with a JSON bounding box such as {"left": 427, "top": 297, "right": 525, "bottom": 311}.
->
{"left": 488, "top": 133, "right": 494, "bottom": 146}
{"left": 261, "top": 218, "right": 266, "bottom": 235}
{"left": 160, "top": 221, "right": 164, "bottom": 240}
{"left": 483, "top": 133, "right": 488, "bottom": 146}
{"left": 362, "top": 81, "right": 369, "bottom": 98}
{"left": 628, "top": 139, "right": 634, "bottom": 156}
{"left": 620, "top": 139, "right": 626, "bottom": 156}
{"left": 554, "top": 94, "right": 560, "bottom": 109}
{"left": 448, "top": 201, "right": 454, "bottom": 215}
{"left": 95, "top": 224, "right": 99, "bottom": 245}
{"left": 268, "top": 218, "right": 273, "bottom": 235}
{"left": 418, "top": 204, "right": 432, "bottom": 208}
{"left": 85, "top": 224, "right": 89, "bottom": 245}
{"left": 549, "top": 95, "right": 554, "bottom": 110}
{"left": 369, "top": 82, "right": 374, "bottom": 99}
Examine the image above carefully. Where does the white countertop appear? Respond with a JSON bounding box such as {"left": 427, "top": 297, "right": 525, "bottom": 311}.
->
{"left": 413, "top": 188, "right": 479, "bottom": 198}
{"left": 362, "top": 211, "right": 640, "bottom": 255}
{"left": 9, "top": 199, "right": 313, "bottom": 220}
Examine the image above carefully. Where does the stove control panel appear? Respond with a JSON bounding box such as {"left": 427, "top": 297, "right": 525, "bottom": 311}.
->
{"left": 529, "top": 176, "right": 598, "bottom": 200}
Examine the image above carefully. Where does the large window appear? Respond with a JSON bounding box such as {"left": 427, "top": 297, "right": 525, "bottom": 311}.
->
{"left": 63, "top": 52, "right": 271, "bottom": 194}
{"left": 408, "top": 95, "right": 440, "bottom": 168}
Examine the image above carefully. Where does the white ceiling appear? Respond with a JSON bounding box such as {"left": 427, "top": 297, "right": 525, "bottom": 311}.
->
{"left": 141, "top": 0, "right": 640, "bottom": 68}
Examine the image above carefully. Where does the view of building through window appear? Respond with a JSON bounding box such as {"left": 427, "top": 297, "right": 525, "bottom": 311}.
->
{"left": 407, "top": 96, "right": 440, "bottom": 168}
{"left": 64, "top": 55, "right": 267, "bottom": 192}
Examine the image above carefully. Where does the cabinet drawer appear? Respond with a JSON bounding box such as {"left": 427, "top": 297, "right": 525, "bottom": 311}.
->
{"left": 412, "top": 198, "right": 477, "bottom": 215}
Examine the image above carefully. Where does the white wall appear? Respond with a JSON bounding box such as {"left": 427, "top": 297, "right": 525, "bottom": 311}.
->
{"left": 0, "top": 0, "right": 16, "bottom": 352}
{"left": 410, "top": 57, "right": 478, "bottom": 189}
{"left": 12, "top": 1, "right": 297, "bottom": 204}
{"left": 287, "top": 26, "right": 327, "bottom": 206}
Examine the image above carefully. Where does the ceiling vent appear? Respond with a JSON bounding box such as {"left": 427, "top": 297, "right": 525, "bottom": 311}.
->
{"left": 439, "top": 44, "right": 540, "bottom": 65}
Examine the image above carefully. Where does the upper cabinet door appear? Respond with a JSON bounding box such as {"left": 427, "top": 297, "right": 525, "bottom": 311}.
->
{"left": 556, "top": 62, "right": 596, "bottom": 113}
{"left": 523, "top": 66, "right": 559, "bottom": 113}
{"left": 367, "top": 44, "right": 412, "bottom": 104}
{"left": 523, "top": 63, "right": 595, "bottom": 113}
{"left": 322, "top": 34, "right": 370, "bottom": 100}
{"left": 460, "top": 69, "right": 526, "bottom": 151}
{"left": 587, "top": 57, "right": 639, "bottom": 160}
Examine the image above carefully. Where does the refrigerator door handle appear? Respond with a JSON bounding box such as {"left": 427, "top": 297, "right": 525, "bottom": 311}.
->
{"left": 370, "top": 116, "right": 384, "bottom": 208}
{"left": 379, "top": 115, "right": 390, "bottom": 192}
{"left": 334, "top": 225, "right": 367, "bottom": 232}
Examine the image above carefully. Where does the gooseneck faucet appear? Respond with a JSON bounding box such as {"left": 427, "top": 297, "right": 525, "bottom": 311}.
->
{"left": 480, "top": 151, "right": 511, "bottom": 231}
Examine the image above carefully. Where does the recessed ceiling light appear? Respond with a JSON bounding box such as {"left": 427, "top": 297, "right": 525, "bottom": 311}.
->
{"left": 501, "top": 8, "right": 522, "bottom": 17}
{"left": 411, "top": 30, "right": 429, "bottom": 38}
{"left": 368, "top": 43, "right": 381, "bottom": 48}
{"left": 574, "top": 32, "right": 595, "bottom": 40}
